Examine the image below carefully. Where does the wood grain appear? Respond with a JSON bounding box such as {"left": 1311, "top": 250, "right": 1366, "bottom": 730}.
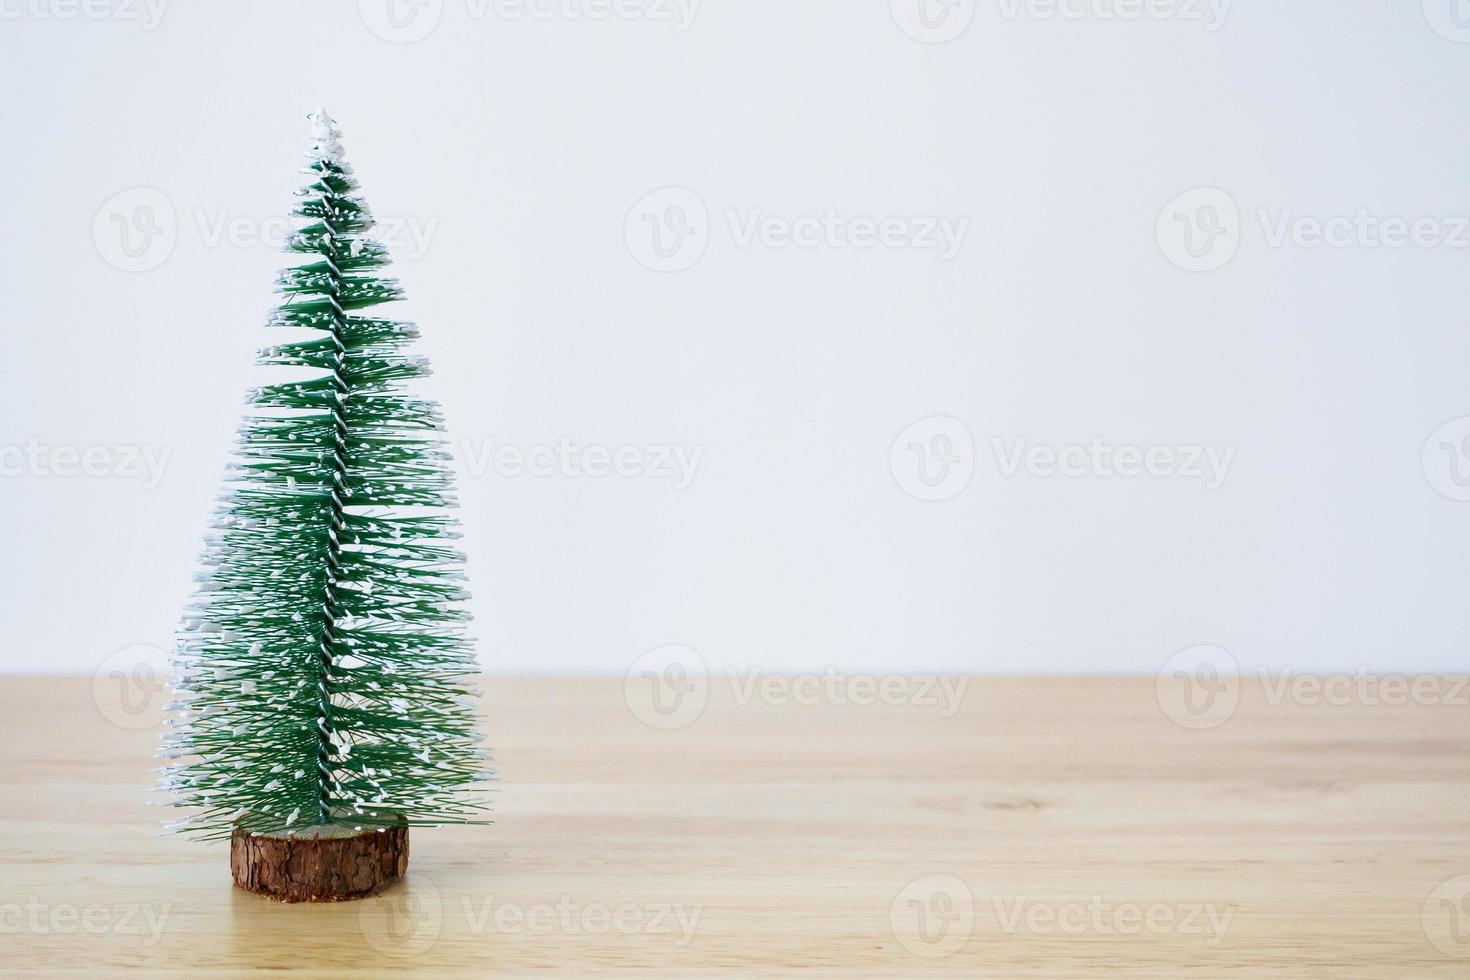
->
{"left": 0, "top": 674, "right": 1466, "bottom": 976}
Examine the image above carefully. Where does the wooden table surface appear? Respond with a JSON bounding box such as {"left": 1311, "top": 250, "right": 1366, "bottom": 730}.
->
{"left": 2, "top": 673, "right": 1467, "bottom": 977}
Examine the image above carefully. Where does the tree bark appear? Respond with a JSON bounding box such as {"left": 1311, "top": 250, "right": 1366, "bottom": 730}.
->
{"left": 230, "top": 822, "right": 408, "bottom": 902}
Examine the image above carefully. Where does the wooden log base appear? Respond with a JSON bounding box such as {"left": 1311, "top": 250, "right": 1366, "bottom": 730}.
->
{"left": 230, "top": 822, "right": 408, "bottom": 903}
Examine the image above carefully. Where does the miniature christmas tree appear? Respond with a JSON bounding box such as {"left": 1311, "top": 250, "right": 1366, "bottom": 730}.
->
{"left": 158, "top": 111, "right": 490, "bottom": 902}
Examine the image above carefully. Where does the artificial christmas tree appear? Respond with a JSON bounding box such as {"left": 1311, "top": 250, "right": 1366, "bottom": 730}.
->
{"left": 158, "top": 111, "right": 490, "bottom": 902}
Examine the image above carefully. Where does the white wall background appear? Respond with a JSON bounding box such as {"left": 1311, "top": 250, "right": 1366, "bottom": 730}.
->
{"left": 2, "top": 1, "right": 1468, "bottom": 676}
